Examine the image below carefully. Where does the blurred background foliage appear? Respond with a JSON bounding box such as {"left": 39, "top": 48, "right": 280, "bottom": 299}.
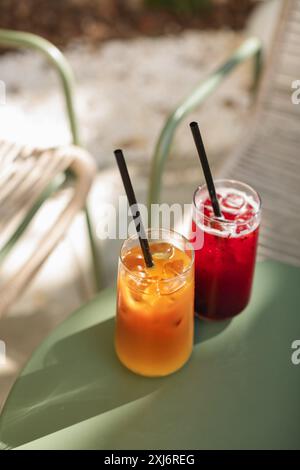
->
{"left": 0, "top": 0, "right": 259, "bottom": 48}
{"left": 145, "top": 0, "right": 212, "bottom": 13}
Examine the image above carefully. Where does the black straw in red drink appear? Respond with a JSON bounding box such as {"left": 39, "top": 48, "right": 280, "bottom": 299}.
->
{"left": 190, "top": 121, "right": 222, "bottom": 218}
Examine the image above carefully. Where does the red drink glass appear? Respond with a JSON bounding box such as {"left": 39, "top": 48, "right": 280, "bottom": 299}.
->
{"left": 191, "top": 179, "right": 261, "bottom": 320}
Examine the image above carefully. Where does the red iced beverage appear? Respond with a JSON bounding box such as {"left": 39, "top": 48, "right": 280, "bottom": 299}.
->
{"left": 191, "top": 179, "right": 261, "bottom": 320}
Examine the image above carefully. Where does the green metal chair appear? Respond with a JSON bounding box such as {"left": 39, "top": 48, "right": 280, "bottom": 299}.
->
{"left": 0, "top": 29, "right": 102, "bottom": 316}
{"left": 147, "top": 36, "right": 263, "bottom": 208}
{"left": 148, "top": 0, "right": 300, "bottom": 267}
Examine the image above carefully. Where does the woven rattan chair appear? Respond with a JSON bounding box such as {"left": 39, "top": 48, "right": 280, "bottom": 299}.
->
{"left": 0, "top": 30, "right": 97, "bottom": 317}
{"left": 148, "top": 0, "right": 300, "bottom": 268}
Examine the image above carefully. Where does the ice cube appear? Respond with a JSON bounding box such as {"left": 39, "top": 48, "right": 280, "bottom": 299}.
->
{"left": 122, "top": 283, "right": 143, "bottom": 310}
{"left": 221, "top": 192, "right": 246, "bottom": 216}
{"left": 124, "top": 252, "right": 146, "bottom": 273}
{"left": 236, "top": 202, "right": 256, "bottom": 234}
{"left": 130, "top": 289, "right": 143, "bottom": 302}
{"left": 159, "top": 277, "right": 185, "bottom": 295}
{"left": 163, "top": 260, "right": 184, "bottom": 277}
{"left": 210, "top": 218, "right": 225, "bottom": 232}
{"left": 236, "top": 224, "right": 248, "bottom": 235}
{"left": 127, "top": 275, "right": 144, "bottom": 292}
{"left": 204, "top": 205, "right": 214, "bottom": 219}
{"left": 236, "top": 219, "right": 252, "bottom": 235}
{"left": 203, "top": 197, "right": 214, "bottom": 218}
{"left": 132, "top": 264, "right": 147, "bottom": 278}
{"left": 243, "top": 203, "right": 256, "bottom": 219}
{"left": 151, "top": 242, "right": 174, "bottom": 260}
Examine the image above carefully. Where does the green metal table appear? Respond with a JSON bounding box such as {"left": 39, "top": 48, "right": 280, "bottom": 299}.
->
{"left": 0, "top": 261, "right": 299, "bottom": 450}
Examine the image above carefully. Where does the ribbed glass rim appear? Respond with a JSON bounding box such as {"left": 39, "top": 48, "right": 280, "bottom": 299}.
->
{"left": 193, "top": 178, "right": 262, "bottom": 227}
{"left": 119, "top": 228, "right": 194, "bottom": 283}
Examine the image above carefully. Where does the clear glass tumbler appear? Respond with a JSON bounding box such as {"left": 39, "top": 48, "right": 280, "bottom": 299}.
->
{"left": 115, "top": 228, "right": 195, "bottom": 377}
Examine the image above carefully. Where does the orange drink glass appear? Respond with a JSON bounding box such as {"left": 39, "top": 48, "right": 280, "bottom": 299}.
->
{"left": 115, "top": 229, "right": 195, "bottom": 377}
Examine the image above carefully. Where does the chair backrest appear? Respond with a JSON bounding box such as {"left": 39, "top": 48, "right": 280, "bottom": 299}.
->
{"left": 0, "top": 30, "right": 100, "bottom": 294}
{"left": 0, "top": 143, "right": 95, "bottom": 317}
{"left": 222, "top": 0, "right": 300, "bottom": 266}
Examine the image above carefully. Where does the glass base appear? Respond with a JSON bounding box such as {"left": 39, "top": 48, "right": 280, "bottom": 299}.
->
{"left": 194, "top": 310, "right": 244, "bottom": 322}
{"left": 115, "top": 348, "right": 193, "bottom": 378}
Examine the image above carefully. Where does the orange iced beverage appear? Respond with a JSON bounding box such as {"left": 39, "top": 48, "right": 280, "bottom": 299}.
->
{"left": 115, "top": 229, "right": 194, "bottom": 377}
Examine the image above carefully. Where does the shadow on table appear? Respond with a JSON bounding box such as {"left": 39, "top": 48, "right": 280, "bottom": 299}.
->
{"left": 0, "top": 310, "right": 230, "bottom": 448}
{"left": 0, "top": 317, "right": 167, "bottom": 447}
{"left": 194, "top": 317, "right": 232, "bottom": 345}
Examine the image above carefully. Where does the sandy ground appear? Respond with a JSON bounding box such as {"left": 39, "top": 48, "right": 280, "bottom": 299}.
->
{"left": 0, "top": 0, "right": 280, "bottom": 410}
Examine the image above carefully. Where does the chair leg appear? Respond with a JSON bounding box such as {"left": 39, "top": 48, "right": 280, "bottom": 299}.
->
{"left": 252, "top": 46, "right": 263, "bottom": 95}
{"left": 84, "top": 207, "right": 102, "bottom": 292}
